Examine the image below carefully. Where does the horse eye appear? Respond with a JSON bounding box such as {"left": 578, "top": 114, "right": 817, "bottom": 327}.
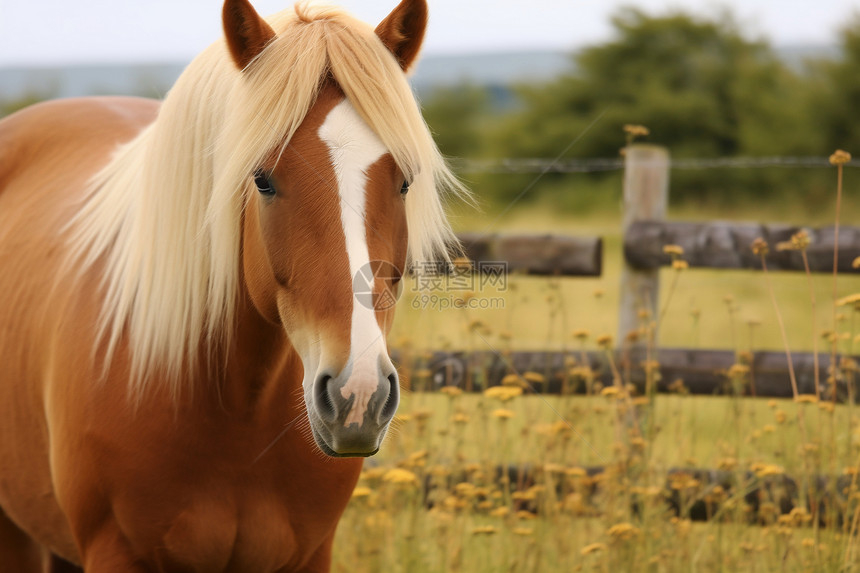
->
{"left": 254, "top": 169, "right": 275, "bottom": 195}
{"left": 400, "top": 180, "right": 409, "bottom": 196}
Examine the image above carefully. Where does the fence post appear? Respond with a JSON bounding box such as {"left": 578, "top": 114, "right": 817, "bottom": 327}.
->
{"left": 617, "top": 144, "right": 670, "bottom": 344}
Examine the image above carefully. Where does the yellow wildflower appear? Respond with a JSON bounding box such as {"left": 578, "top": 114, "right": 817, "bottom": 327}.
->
{"left": 572, "top": 329, "right": 590, "bottom": 340}
{"left": 829, "top": 149, "right": 851, "bottom": 165}
{"left": 727, "top": 363, "right": 750, "bottom": 377}
{"left": 581, "top": 542, "right": 607, "bottom": 556}
{"left": 836, "top": 293, "right": 860, "bottom": 307}
{"left": 492, "top": 408, "right": 515, "bottom": 420}
{"left": 467, "top": 319, "right": 485, "bottom": 333}
{"left": 439, "top": 385, "right": 463, "bottom": 397}
{"left": 412, "top": 409, "right": 432, "bottom": 421}
{"left": 668, "top": 378, "right": 687, "bottom": 394}
{"left": 791, "top": 230, "right": 810, "bottom": 250}
{"left": 471, "top": 526, "right": 498, "bottom": 535}
{"left": 600, "top": 386, "right": 621, "bottom": 398}
{"left": 754, "top": 464, "right": 784, "bottom": 478}
{"left": 484, "top": 386, "right": 522, "bottom": 401}
{"left": 718, "top": 457, "right": 738, "bottom": 471}
{"left": 490, "top": 506, "right": 510, "bottom": 518}
{"left": 362, "top": 467, "right": 386, "bottom": 480}
{"left": 523, "top": 371, "right": 545, "bottom": 385}
{"left": 751, "top": 238, "right": 769, "bottom": 257}
{"left": 454, "top": 482, "right": 476, "bottom": 497}
{"left": 383, "top": 468, "right": 419, "bottom": 486}
{"left": 607, "top": 522, "right": 641, "bottom": 541}
{"left": 570, "top": 366, "right": 594, "bottom": 379}
{"left": 623, "top": 124, "right": 650, "bottom": 137}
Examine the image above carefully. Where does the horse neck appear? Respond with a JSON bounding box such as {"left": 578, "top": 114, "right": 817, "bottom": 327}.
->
{"left": 207, "top": 201, "right": 303, "bottom": 421}
{"left": 215, "top": 286, "right": 298, "bottom": 412}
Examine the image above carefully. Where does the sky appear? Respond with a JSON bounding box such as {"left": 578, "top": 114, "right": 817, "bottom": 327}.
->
{"left": 0, "top": 0, "right": 858, "bottom": 66}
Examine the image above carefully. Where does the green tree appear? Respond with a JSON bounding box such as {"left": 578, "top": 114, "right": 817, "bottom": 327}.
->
{"left": 420, "top": 84, "right": 491, "bottom": 160}
{"left": 485, "top": 8, "right": 821, "bottom": 205}
{"left": 0, "top": 93, "right": 47, "bottom": 119}
{"left": 809, "top": 14, "right": 860, "bottom": 156}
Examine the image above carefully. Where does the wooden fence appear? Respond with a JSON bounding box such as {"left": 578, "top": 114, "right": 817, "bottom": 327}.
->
{"left": 412, "top": 144, "right": 860, "bottom": 400}
{"left": 395, "top": 348, "right": 851, "bottom": 400}
{"left": 456, "top": 232, "right": 601, "bottom": 277}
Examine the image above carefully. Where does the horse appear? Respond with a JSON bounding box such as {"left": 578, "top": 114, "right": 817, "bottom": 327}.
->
{"left": 0, "top": 0, "right": 463, "bottom": 570}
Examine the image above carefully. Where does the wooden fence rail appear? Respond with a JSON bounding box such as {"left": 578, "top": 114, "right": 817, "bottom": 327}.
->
{"left": 396, "top": 349, "right": 857, "bottom": 401}
{"left": 415, "top": 463, "right": 857, "bottom": 526}
{"left": 454, "top": 232, "right": 602, "bottom": 277}
{"left": 626, "top": 220, "right": 860, "bottom": 272}
{"left": 616, "top": 144, "right": 860, "bottom": 342}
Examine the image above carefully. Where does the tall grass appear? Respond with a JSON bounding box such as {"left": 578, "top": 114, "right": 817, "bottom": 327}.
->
{"left": 332, "top": 151, "right": 860, "bottom": 572}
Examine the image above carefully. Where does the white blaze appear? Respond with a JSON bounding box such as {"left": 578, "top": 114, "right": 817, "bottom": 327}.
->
{"left": 318, "top": 99, "right": 390, "bottom": 427}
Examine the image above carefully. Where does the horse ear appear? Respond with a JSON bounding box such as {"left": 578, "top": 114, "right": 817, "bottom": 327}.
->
{"left": 375, "top": 0, "right": 428, "bottom": 72}
{"left": 222, "top": 0, "right": 276, "bottom": 70}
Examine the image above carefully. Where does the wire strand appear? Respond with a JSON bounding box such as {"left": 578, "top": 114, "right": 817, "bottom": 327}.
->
{"left": 452, "top": 156, "right": 860, "bottom": 174}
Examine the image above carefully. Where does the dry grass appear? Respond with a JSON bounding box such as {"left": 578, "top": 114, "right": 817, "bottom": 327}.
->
{"left": 333, "top": 165, "right": 860, "bottom": 571}
{"left": 333, "top": 393, "right": 860, "bottom": 572}
{"left": 391, "top": 202, "right": 860, "bottom": 354}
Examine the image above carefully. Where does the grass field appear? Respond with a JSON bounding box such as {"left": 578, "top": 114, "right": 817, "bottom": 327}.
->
{"left": 332, "top": 394, "right": 860, "bottom": 572}
{"left": 333, "top": 193, "right": 860, "bottom": 572}
{"left": 390, "top": 200, "right": 860, "bottom": 354}
{"left": 375, "top": 393, "right": 856, "bottom": 472}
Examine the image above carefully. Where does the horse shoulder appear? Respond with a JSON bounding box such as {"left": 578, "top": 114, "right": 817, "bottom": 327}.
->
{"left": 0, "top": 96, "right": 162, "bottom": 568}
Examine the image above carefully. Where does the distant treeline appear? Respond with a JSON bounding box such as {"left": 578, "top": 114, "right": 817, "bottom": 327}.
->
{"left": 5, "top": 7, "right": 858, "bottom": 211}
{"left": 420, "top": 8, "right": 860, "bottom": 210}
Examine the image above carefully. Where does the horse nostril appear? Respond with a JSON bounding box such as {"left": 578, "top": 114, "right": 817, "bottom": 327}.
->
{"left": 314, "top": 374, "right": 337, "bottom": 422}
{"left": 380, "top": 372, "right": 399, "bottom": 421}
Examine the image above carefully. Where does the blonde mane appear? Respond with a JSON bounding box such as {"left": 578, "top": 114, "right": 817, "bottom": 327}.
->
{"left": 67, "top": 2, "right": 464, "bottom": 399}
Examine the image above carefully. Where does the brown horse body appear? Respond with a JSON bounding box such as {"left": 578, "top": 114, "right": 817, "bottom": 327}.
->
{"left": 0, "top": 1, "right": 456, "bottom": 570}
{"left": 0, "top": 80, "right": 364, "bottom": 573}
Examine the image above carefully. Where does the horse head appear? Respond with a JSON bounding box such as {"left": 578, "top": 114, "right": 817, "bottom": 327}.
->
{"left": 224, "top": 0, "right": 442, "bottom": 457}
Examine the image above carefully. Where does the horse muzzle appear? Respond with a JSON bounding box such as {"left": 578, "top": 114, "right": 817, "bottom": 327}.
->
{"left": 306, "top": 366, "right": 399, "bottom": 457}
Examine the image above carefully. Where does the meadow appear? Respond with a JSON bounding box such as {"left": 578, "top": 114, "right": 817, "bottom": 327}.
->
{"left": 332, "top": 164, "right": 860, "bottom": 571}
{"left": 333, "top": 394, "right": 858, "bottom": 572}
